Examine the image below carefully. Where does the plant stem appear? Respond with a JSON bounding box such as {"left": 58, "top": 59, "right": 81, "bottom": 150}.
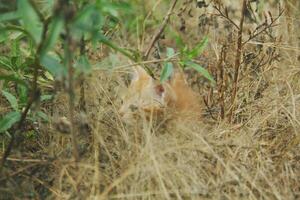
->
{"left": 228, "top": 0, "right": 247, "bottom": 123}
{"left": 65, "top": 25, "right": 80, "bottom": 162}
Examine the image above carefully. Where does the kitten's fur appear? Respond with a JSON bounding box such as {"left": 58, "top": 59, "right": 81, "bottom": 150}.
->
{"left": 119, "top": 66, "right": 202, "bottom": 123}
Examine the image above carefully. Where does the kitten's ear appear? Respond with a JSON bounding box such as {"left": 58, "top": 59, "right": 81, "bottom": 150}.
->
{"left": 155, "top": 84, "right": 165, "bottom": 97}
{"left": 132, "top": 66, "right": 151, "bottom": 81}
{"left": 168, "top": 70, "right": 186, "bottom": 84}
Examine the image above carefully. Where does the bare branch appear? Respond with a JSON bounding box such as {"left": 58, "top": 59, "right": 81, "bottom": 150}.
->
{"left": 228, "top": 0, "right": 247, "bottom": 123}
{"left": 213, "top": 5, "right": 240, "bottom": 30}
{"left": 144, "top": 0, "right": 178, "bottom": 59}
{"left": 242, "top": 9, "right": 284, "bottom": 46}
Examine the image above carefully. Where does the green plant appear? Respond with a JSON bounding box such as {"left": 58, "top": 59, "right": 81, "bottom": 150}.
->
{"left": 0, "top": 0, "right": 134, "bottom": 170}
{"left": 0, "top": 89, "right": 51, "bottom": 133}
{"left": 160, "top": 35, "right": 215, "bottom": 85}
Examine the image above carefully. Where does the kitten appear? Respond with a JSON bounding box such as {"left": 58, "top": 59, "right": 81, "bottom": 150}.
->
{"left": 119, "top": 66, "right": 202, "bottom": 124}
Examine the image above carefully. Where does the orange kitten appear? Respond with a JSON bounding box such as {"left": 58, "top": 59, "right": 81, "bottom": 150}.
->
{"left": 119, "top": 66, "right": 202, "bottom": 123}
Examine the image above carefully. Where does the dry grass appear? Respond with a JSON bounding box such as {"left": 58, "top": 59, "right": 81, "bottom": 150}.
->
{"left": 1, "top": 0, "right": 300, "bottom": 199}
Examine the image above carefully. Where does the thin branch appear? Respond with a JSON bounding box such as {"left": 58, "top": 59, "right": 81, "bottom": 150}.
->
{"left": 0, "top": 163, "right": 39, "bottom": 182}
{"left": 96, "top": 53, "right": 180, "bottom": 70}
{"left": 217, "top": 45, "right": 227, "bottom": 120}
{"left": 213, "top": 5, "right": 240, "bottom": 30}
{"left": 203, "top": 96, "right": 217, "bottom": 121}
{"left": 144, "top": 0, "right": 178, "bottom": 59}
{"left": 242, "top": 10, "right": 284, "bottom": 46}
{"left": 228, "top": 0, "right": 247, "bottom": 123}
{"left": 99, "top": 37, "right": 135, "bottom": 61}
{"left": 65, "top": 26, "right": 80, "bottom": 162}
{"left": 79, "top": 36, "right": 86, "bottom": 112}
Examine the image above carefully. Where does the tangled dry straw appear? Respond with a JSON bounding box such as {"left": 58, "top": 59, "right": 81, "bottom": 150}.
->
{"left": 1, "top": 0, "right": 300, "bottom": 199}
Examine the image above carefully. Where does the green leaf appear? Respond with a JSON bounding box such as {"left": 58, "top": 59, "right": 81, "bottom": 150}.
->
{"left": 160, "top": 62, "right": 173, "bottom": 83}
{"left": 166, "top": 47, "right": 175, "bottom": 58}
{"left": 40, "top": 54, "right": 66, "bottom": 78}
{"left": 0, "top": 111, "right": 21, "bottom": 133}
{"left": 1, "top": 90, "right": 19, "bottom": 111}
{"left": 0, "top": 55, "right": 14, "bottom": 71}
{"left": 0, "top": 74, "right": 28, "bottom": 86}
{"left": 36, "top": 111, "right": 49, "bottom": 122}
{"left": 40, "top": 16, "right": 64, "bottom": 59}
{"left": 41, "top": 94, "right": 53, "bottom": 102}
{"left": 72, "top": 5, "right": 103, "bottom": 41}
{"left": 187, "top": 36, "right": 209, "bottom": 59}
{"left": 11, "top": 40, "right": 20, "bottom": 57}
{"left": 185, "top": 61, "right": 215, "bottom": 85}
{"left": 17, "top": 84, "right": 28, "bottom": 106}
{"left": 17, "top": 0, "right": 43, "bottom": 45}
{"left": 174, "top": 34, "right": 185, "bottom": 49}
{"left": 97, "top": 34, "right": 134, "bottom": 60}
{"left": 39, "top": 0, "right": 55, "bottom": 14}
{"left": 0, "top": 11, "right": 20, "bottom": 22}
{"left": 73, "top": 5, "right": 97, "bottom": 26}
{"left": 160, "top": 47, "right": 175, "bottom": 82}
{"left": 0, "top": 30, "right": 8, "bottom": 43}
{"left": 24, "top": 130, "right": 37, "bottom": 139}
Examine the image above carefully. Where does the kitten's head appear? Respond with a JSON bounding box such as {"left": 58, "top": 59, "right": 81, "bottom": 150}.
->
{"left": 119, "top": 66, "right": 168, "bottom": 123}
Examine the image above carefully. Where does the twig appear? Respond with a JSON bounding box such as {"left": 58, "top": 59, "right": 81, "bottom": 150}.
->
{"left": 141, "top": 0, "right": 164, "bottom": 50}
{"left": 203, "top": 96, "right": 217, "bottom": 121}
{"left": 0, "top": 163, "right": 39, "bottom": 182}
{"left": 99, "top": 37, "right": 135, "bottom": 61}
{"left": 23, "top": 174, "right": 66, "bottom": 198}
{"left": 3, "top": 156, "right": 51, "bottom": 163}
{"left": 79, "top": 36, "right": 86, "bottom": 112}
{"left": 213, "top": 5, "right": 240, "bottom": 30}
{"left": 247, "top": 41, "right": 300, "bottom": 52}
{"left": 65, "top": 20, "right": 80, "bottom": 162}
{"left": 228, "top": 0, "right": 247, "bottom": 123}
{"left": 144, "top": 0, "right": 178, "bottom": 59}
{"left": 242, "top": 10, "right": 284, "bottom": 46}
{"left": 217, "top": 45, "right": 227, "bottom": 120}
{"left": 94, "top": 54, "right": 180, "bottom": 71}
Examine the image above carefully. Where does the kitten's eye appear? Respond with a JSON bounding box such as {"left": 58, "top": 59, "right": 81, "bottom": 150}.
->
{"left": 129, "top": 104, "right": 138, "bottom": 111}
